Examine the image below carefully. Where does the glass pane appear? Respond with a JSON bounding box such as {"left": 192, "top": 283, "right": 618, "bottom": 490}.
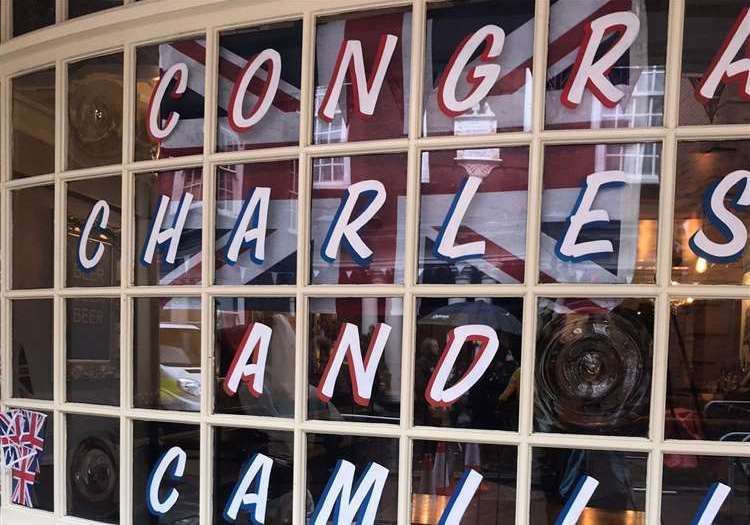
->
{"left": 66, "top": 414, "right": 119, "bottom": 523}
{"left": 213, "top": 427, "right": 294, "bottom": 524}
{"left": 217, "top": 21, "right": 302, "bottom": 152}
{"left": 214, "top": 297, "right": 295, "bottom": 417}
{"left": 680, "top": 1, "right": 750, "bottom": 126}
{"left": 422, "top": 0, "right": 534, "bottom": 137}
{"left": 134, "top": 297, "right": 201, "bottom": 411}
{"left": 411, "top": 440, "right": 517, "bottom": 525}
{"left": 662, "top": 455, "right": 750, "bottom": 524}
{"left": 535, "top": 298, "right": 654, "bottom": 437}
{"left": 313, "top": 7, "right": 411, "bottom": 144}
{"left": 68, "top": 0, "right": 122, "bottom": 18}
{"left": 12, "top": 299, "right": 53, "bottom": 400}
{"left": 666, "top": 299, "right": 750, "bottom": 441}
{"left": 133, "top": 421, "right": 200, "bottom": 524}
{"left": 414, "top": 297, "right": 523, "bottom": 431}
{"left": 672, "top": 140, "right": 750, "bottom": 285}
{"left": 540, "top": 143, "right": 660, "bottom": 284}
{"left": 545, "top": 0, "right": 668, "bottom": 130}
{"left": 307, "top": 433, "right": 398, "bottom": 525}
{"left": 418, "top": 147, "right": 529, "bottom": 284}
{"left": 134, "top": 168, "right": 203, "bottom": 286}
{"left": 530, "top": 447, "right": 648, "bottom": 524}
{"left": 215, "top": 161, "right": 298, "bottom": 285}
{"left": 12, "top": 68, "right": 55, "bottom": 178}
{"left": 66, "top": 298, "right": 120, "bottom": 406}
{"left": 68, "top": 53, "right": 123, "bottom": 170}
{"left": 12, "top": 0, "right": 55, "bottom": 36}
{"left": 310, "top": 153, "right": 407, "bottom": 285}
{"left": 66, "top": 175, "right": 122, "bottom": 287}
{"left": 12, "top": 186, "right": 55, "bottom": 290}
{"left": 308, "top": 297, "right": 402, "bottom": 424}
{"left": 5, "top": 408, "right": 54, "bottom": 512}
{"left": 135, "top": 37, "right": 206, "bottom": 161}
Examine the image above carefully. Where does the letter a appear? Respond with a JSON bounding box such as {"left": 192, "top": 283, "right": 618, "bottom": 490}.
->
{"left": 223, "top": 322, "right": 273, "bottom": 398}
{"left": 223, "top": 453, "right": 274, "bottom": 524}
{"left": 140, "top": 192, "right": 194, "bottom": 266}
{"left": 310, "top": 460, "right": 389, "bottom": 525}
{"left": 226, "top": 187, "right": 271, "bottom": 265}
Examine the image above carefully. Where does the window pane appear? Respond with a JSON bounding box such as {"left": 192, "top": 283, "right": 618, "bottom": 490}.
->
{"left": 213, "top": 427, "right": 294, "bottom": 523}
{"left": 662, "top": 455, "right": 750, "bottom": 524}
{"left": 6, "top": 408, "right": 54, "bottom": 512}
{"left": 422, "top": 0, "right": 534, "bottom": 137}
{"left": 134, "top": 168, "right": 203, "bottom": 286}
{"left": 415, "top": 297, "right": 523, "bottom": 431}
{"left": 411, "top": 440, "right": 517, "bottom": 524}
{"left": 535, "top": 298, "right": 654, "bottom": 437}
{"left": 540, "top": 143, "right": 660, "bottom": 284}
{"left": 313, "top": 8, "right": 411, "bottom": 144}
{"left": 68, "top": 53, "right": 123, "bottom": 170}
{"left": 134, "top": 297, "right": 201, "bottom": 411}
{"left": 12, "top": 299, "right": 53, "bottom": 400}
{"left": 12, "top": 68, "right": 55, "bottom": 178}
{"left": 217, "top": 21, "right": 302, "bottom": 152}
{"left": 672, "top": 140, "right": 750, "bottom": 285}
{"left": 679, "top": 1, "right": 750, "bottom": 126}
{"left": 66, "top": 298, "right": 120, "bottom": 406}
{"left": 12, "top": 186, "right": 55, "bottom": 290}
{"left": 133, "top": 421, "right": 199, "bottom": 524}
{"left": 530, "top": 447, "right": 648, "bottom": 524}
{"left": 310, "top": 153, "right": 407, "bottom": 285}
{"left": 12, "top": 0, "right": 55, "bottom": 36}
{"left": 418, "top": 147, "right": 529, "bottom": 284}
{"left": 66, "top": 175, "right": 122, "bottom": 287}
{"left": 66, "top": 414, "right": 119, "bottom": 523}
{"left": 135, "top": 37, "right": 206, "bottom": 161}
{"left": 666, "top": 299, "right": 750, "bottom": 441}
{"left": 215, "top": 161, "right": 298, "bottom": 285}
{"left": 68, "top": 0, "right": 122, "bottom": 18}
{"left": 308, "top": 297, "right": 402, "bottom": 424}
{"left": 214, "top": 297, "right": 295, "bottom": 417}
{"left": 545, "top": 0, "right": 668, "bottom": 130}
{"left": 307, "top": 433, "right": 398, "bottom": 525}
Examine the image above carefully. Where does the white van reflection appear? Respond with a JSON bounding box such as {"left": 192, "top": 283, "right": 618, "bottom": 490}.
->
{"left": 158, "top": 322, "right": 201, "bottom": 411}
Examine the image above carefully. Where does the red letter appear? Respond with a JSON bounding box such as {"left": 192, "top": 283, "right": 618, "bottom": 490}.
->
{"left": 228, "top": 49, "right": 282, "bottom": 132}
{"left": 146, "top": 62, "right": 188, "bottom": 142}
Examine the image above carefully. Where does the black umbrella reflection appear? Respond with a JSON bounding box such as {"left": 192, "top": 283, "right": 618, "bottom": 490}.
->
{"left": 418, "top": 301, "right": 522, "bottom": 334}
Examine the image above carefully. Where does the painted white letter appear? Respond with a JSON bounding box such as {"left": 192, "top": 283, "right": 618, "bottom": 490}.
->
{"left": 147, "top": 62, "right": 189, "bottom": 141}
{"left": 223, "top": 322, "right": 273, "bottom": 398}
{"left": 310, "top": 460, "right": 389, "bottom": 525}
{"left": 78, "top": 199, "right": 110, "bottom": 271}
{"left": 223, "top": 453, "right": 274, "bottom": 524}
{"left": 689, "top": 169, "right": 750, "bottom": 262}
{"left": 147, "top": 446, "right": 186, "bottom": 516}
{"left": 140, "top": 193, "right": 194, "bottom": 266}
{"left": 228, "top": 49, "right": 282, "bottom": 132}
{"left": 434, "top": 176, "right": 485, "bottom": 261}
{"left": 693, "top": 482, "right": 732, "bottom": 525}
{"left": 318, "top": 34, "right": 398, "bottom": 122}
{"left": 226, "top": 187, "right": 271, "bottom": 265}
{"left": 438, "top": 25, "right": 505, "bottom": 117}
{"left": 561, "top": 11, "right": 641, "bottom": 109}
{"left": 438, "top": 470, "right": 483, "bottom": 525}
{"left": 555, "top": 476, "right": 600, "bottom": 525}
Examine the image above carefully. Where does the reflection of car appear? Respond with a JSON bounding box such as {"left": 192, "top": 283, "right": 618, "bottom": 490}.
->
{"left": 159, "top": 322, "right": 202, "bottom": 411}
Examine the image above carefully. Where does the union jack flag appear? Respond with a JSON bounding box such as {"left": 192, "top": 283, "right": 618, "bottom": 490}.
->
{"left": 0, "top": 409, "right": 23, "bottom": 468}
{"left": 11, "top": 454, "right": 37, "bottom": 507}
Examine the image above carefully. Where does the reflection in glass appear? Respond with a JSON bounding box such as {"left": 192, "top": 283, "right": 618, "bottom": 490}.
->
{"left": 414, "top": 297, "right": 523, "bottom": 431}
{"left": 215, "top": 161, "right": 298, "bottom": 285}
{"left": 134, "top": 168, "right": 203, "bottom": 286}
{"left": 66, "top": 176, "right": 122, "bottom": 287}
{"left": 680, "top": 1, "right": 750, "bottom": 126}
{"left": 411, "top": 440, "right": 516, "bottom": 524}
{"left": 135, "top": 38, "right": 206, "bottom": 161}
{"left": 66, "top": 298, "right": 120, "bottom": 406}
{"left": 68, "top": 0, "right": 123, "bottom": 18}
{"left": 133, "top": 421, "right": 199, "bottom": 524}
{"left": 540, "top": 143, "right": 660, "bottom": 284}
{"left": 12, "top": 0, "right": 55, "bottom": 36}
{"left": 133, "top": 297, "right": 201, "bottom": 411}
{"left": 545, "top": 0, "right": 667, "bottom": 130}
{"left": 307, "top": 434, "right": 398, "bottom": 525}
{"left": 310, "top": 153, "right": 407, "bottom": 284}
{"left": 666, "top": 299, "right": 750, "bottom": 441}
{"left": 314, "top": 8, "right": 411, "bottom": 144}
{"left": 672, "top": 140, "right": 750, "bottom": 285}
{"left": 530, "top": 447, "right": 647, "bottom": 524}
{"left": 12, "top": 186, "right": 55, "bottom": 290}
{"left": 68, "top": 53, "right": 123, "bottom": 170}
{"left": 66, "top": 414, "right": 119, "bottom": 523}
{"left": 213, "top": 428, "right": 294, "bottom": 524}
{"left": 217, "top": 21, "right": 302, "bottom": 152}
{"left": 535, "top": 298, "right": 654, "bottom": 437}
{"left": 7, "top": 408, "right": 54, "bottom": 511}
{"left": 662, "top": 455, "right": 750, "bottom": 524}
{"left": 308, "top": 297, "right": 402, "bottom": 423}
{"left": 418, "top": 147, "right": 529, "bottom": 284}
{"left": 12, "top": 299, "right": 53, "bottom": 400}
{"left": 215, "top": 297, "right": 295, "bottom": 417}
{"left": 12, "top": 68, "right": 55, "bottom": 178}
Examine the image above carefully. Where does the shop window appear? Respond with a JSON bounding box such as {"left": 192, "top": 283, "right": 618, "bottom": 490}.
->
{"left": 68, "top": 0, "right": 123, "bottom": 19}
{"left": 11, "top": 185, "right": 55, "bottom": 289}
{"left": 12, "top": 299, "right": 54, "bottom": 400}
{"left": 12, "top": 68, "right": 55, "bottom": 178}
{"left": 11, "top": 0, "right": 55, "bottom": 37}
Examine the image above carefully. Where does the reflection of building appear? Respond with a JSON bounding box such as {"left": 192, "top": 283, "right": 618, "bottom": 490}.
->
{"left": 313, "top": 86, "right": 351, "bottom": 188}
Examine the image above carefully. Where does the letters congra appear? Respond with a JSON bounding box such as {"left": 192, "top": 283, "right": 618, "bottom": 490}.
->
{"left": 95, "top": 8, "right": 750, "bottom": 525}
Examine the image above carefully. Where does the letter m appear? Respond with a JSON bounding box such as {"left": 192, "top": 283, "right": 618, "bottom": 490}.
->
{"left": 311, "top": 460, "right": 389, "bottom": 525}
